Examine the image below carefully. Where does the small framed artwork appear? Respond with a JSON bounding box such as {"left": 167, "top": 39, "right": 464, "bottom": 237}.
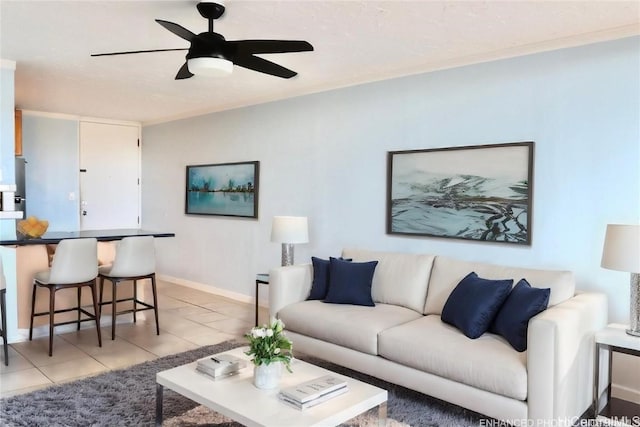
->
{"left": 387, "top": 142, "right": 534, "bottom": 245}
{"left": 185, "top": 161, "right": 259, "bottom": 218}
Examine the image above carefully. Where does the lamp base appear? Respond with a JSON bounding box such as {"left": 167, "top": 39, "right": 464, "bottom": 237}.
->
{"left": 628, "top": 273, "right": 640, "bottom": 337}
{"left": 281, "top": 244, "right": 294, "bottom": 266}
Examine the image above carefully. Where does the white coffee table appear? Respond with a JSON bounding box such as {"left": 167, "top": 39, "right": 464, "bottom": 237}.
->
{"left": 155, "top": 347, "right": 388, "bottom": 427}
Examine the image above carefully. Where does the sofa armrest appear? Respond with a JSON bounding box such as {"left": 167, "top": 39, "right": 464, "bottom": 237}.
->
{"left": 527, "top": 292, "right": 607, "bottom": 424}
{"left": 268, "top": 264, "right": 313, "bottom": 321}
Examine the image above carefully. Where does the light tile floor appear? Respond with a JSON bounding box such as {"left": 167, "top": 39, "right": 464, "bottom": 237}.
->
{"left": 0, "top": 279, "right": 268, "bottom": 398}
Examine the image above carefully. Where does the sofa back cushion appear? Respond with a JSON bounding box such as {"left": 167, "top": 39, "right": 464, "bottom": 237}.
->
{"left": 342, "top": 248, "right": 435, "bottom": 313}
{"left": 424, "top": 256, "right": 575, "bottom": 315}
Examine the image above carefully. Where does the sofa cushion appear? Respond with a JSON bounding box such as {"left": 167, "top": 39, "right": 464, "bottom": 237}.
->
{"left": 324, "top": 258, "right": 377, "bottom": 306}
{"left": 490, "top": 279, "right": 550, "bottom": 352}
{"left": 342, "top": 248, "right": 435, "bottom": 313}
{"left": 278, "top": 301, "right": 422, "bottom": 355}
{"left": 378, "top": 315, "right": 528, "bottom": 401}
{"left": 441, "top": 272, "right": 513, "bottom": 339}
{"left": 424, "top": 256, "right": 575, "bottom": 315}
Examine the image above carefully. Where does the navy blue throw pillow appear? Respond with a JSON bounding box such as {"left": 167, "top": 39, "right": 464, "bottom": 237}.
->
{"left": 441, "top": 272, "right": 513, "bottom": 339}
{"left": 308, "top": 257, "right": 352, "bottom": 300}
{"left": 490, "top": 279, "right": 550, "bottom": 352}
{"left": 324, "top": 258, "right": 377, "bottom": 306}
{"left": 308, "top": 257, "right": 331, "bottom": 300}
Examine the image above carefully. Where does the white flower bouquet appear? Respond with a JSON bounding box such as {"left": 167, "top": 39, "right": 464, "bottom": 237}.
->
{"left": 244, "top": 319, "right": 293, "bottom": 372}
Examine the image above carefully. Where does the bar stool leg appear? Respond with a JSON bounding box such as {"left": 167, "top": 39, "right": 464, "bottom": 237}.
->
{"left": 98, "top": 277, "right": 104, "bottom": 318}
{"left": 1, "top": 289, "right": 8, "bottom": 366}
{"left": 151, "top": 274, "right": 160, "bottom": 336}
{"left": 29, "top": 283, "right": 37, "bottom": 341}
{"left": 111, "top": 278, "right": 117, "bottom": 340}
{"left": 90, "top": 280, "right": 102, "bottom": 348}
{"left": 132, "top": 279, "right": 137, "bottom": 324}
{"left": 48, "top": 288, "right": 55, "bottom": 357}
{"left": 77, "top": 287, "right": 82, "bottom": 331}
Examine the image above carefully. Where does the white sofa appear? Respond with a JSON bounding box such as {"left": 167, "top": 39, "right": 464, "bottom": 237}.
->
{"left": 269, "top": 249, "right": 607, "bottom": 424}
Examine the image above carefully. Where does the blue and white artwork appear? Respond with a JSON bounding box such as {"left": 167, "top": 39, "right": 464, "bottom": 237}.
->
{"left": 186, "top": 161, "right": 259, "bottom": 218}
{"left": 388, "top": 143, "right": 533, "bottom": 244}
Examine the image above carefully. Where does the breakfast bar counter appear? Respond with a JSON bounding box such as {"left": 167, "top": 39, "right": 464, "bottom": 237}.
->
{"left": 0, "top": 228, "right": 175, "bottom": 246}
{"left": 0, "top": 229, "right": 174, "bottom": 341}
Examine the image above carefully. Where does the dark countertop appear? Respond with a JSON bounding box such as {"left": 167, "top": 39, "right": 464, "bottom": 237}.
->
{"left": 0, "top": 229, "right": 175, "bottom": 246}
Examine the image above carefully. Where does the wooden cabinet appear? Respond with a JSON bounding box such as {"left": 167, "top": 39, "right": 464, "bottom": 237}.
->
{"left": 14, "top": 109, "right": 22, "bottom": 156}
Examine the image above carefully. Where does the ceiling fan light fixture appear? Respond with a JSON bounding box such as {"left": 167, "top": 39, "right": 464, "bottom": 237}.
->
{"left": 187, "top": 57, "right": 233, "bottom": 77}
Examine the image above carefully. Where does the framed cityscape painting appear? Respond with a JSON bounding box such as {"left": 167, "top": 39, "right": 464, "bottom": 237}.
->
{"left": 185, "top": 161, "right": 259, "bottom": 218}
{"left": 387, "top": 142, "right": 534, "bottom": 245}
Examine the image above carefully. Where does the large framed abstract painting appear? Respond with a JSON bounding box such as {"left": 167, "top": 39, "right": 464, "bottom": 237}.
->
{"left": 387, "top": 142, "right": 534, "bottom": 245}
{"left": 185, "top": 161, "right": 259, "bottom": 218}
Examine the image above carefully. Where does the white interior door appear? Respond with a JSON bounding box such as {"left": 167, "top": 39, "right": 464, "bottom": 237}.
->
{"left": 79, "top": 121, "right": 140, "bottom": 230}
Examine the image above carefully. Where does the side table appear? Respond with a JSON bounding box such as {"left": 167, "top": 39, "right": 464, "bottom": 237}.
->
{"left": 255, "top": 274, "right": 269, "bottom": 326}
{"left": 594, "top": 324, "right": 640, "bottom": 425}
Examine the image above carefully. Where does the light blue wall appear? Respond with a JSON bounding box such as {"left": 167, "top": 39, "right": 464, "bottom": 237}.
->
{"left": 22, "top": 115, "right": 79, "bottom": 231}
{"left": 142, "top": 36, "right": 640, "bottom": 323}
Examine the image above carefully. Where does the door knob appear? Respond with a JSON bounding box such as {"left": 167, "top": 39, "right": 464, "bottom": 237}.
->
{"left": 82, "top": 210, "right": 87, "bottom": 216}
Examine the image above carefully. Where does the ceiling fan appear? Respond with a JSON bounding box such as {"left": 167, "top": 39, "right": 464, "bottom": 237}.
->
{"left": 91, "top": 1, "right": 313, "bottom": 79}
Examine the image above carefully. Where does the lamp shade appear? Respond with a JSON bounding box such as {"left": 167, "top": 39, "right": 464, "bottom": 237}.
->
{"left": 601, "top": 224, "right": 640, "bottom": 273}
{"left": 187, "top": 57, "right": 233, "bottom": 77}
{"left": 271, "top": 216, "right": 309, "bottom": 244}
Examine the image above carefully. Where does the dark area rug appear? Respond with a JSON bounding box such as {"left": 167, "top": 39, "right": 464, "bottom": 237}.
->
{"left": 0, "top": 340, "right": 490, "bottom": 426}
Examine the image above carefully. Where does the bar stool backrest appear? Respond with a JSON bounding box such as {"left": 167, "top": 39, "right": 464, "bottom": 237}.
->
{"left": 49, "top": 238, "right": 98, "bottom": 284}
{"left": 109, "top": 236, "right": 155, "bottom": 277}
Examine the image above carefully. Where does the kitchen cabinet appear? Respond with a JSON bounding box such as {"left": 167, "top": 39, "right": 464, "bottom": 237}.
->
{"left": 14, "top": 109, "right": 22, "bottom": 156}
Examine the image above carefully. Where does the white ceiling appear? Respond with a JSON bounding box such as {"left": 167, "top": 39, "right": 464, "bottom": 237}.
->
{"left": 1, "top": 1, "right": 638, "bottom": 125}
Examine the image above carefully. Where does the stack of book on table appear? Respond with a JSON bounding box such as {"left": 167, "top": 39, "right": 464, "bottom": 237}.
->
{"left": 278, "top": 375, "right": 349, "bottom": 410}
{"left": 196, "top": 354, "right": 247, "bottom": 380}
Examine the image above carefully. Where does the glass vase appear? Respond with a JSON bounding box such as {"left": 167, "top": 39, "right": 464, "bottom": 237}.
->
{"left": 253, "top": 362, "right": 282, "bottom": 389}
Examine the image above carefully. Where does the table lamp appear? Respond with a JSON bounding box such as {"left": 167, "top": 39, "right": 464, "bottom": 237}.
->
{"left": 271, "top": 216, "right": 309, "bottom": 266}
{"left": 601, "top": 224, "right": 640, "bottom": 337}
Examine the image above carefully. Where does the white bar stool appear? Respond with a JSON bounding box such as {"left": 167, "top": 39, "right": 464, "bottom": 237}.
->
{"left": 98, "top": 236, "right": 159, "bottom": 340}
{"left": 29, "top": 238, "right": 102, "bottom": 357}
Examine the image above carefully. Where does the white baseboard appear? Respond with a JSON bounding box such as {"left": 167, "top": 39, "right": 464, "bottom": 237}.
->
{"left": 612, "top": 383, "right": 640, "bottom": 405}
{"left": 13, "top": 314, "right": 148, "bottom": 343}
{"left": 158, "top": 274, "right": 269, "bottom": 307}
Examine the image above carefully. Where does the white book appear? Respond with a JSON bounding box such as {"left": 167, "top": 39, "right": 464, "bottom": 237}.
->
{"left": 196, "top": 354, "right": 247, "bottom": 378}
{"left": 195, "top": 367, "right": 242, "bottom": 381}
{"left": 278, "top": 385, "right": 348, "bottom": 410}
{"left": 280, "top": 375, "right": 348, "bottom": 404}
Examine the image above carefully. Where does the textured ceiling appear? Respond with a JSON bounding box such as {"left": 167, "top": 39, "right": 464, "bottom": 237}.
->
{"left": 1, "top": 1, "right": 638, "bottom": 124}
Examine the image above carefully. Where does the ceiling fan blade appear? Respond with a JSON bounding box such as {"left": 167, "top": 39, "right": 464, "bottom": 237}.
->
{"left": 230, "top": 40, "right": 313, "bottom": 55}
{"left": 175, "top": 62, "right": 194, "bottom": 80}
{"left": 234, "top": 55, "right": 297, "bottom": 79}
{"left": 91, "top": 48, "right": 188, "bottom": 57}
{"left": 156, "top": 19, "right": 196, "bottom": 42}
